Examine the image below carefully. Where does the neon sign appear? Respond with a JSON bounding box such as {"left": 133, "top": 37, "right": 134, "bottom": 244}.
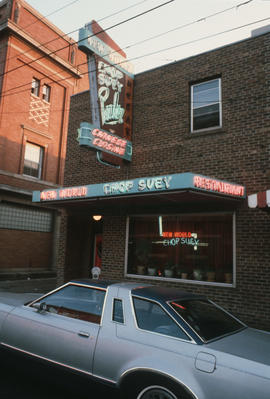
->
{"left": 163, "top": 237, "right": 200, "bottom": 247}
{"left": 98, "top": 61, "right": 125, "bottom": 126}
{"left": 162, "top": 232, "right": 192, "bottom": 238}
{"left": 193, "top": 175, "right": 245, "bottom": 197}
{"left": 59, "top": 187, "right": 87, "bottom": 199}
{"left": 32, "top": 172, "right": 246, "bottom": 203}
{"left": 79, "top": 25, "right": 134, "bottom": 77}
{"left": 162, "top": 232, "right": 199, "bottom": 248}
{"left": 40, "top": 186, "right": 87, "bottom": 201}
{"left": 78, "top": 123, "right": 132, "bottom": 161}
{"left": 40, "top": 190, "right": 57, "bottom": 201}
{"left": 77, "top": 21, "right": 134, "bottom": 164}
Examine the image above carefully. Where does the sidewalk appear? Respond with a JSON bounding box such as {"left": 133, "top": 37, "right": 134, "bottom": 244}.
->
{"left": 0, "top": 277, "right": 57, "bottom": 293}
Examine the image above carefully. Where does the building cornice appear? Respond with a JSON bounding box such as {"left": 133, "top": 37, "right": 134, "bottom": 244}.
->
{"left": 18, "top": 0, "right": 77, "bottom": 44}
{"left": 0, "top": 19, "right": 82, "bottom": 78}
{"left": 0, "top": 183, "right": 32, "bottom": 197}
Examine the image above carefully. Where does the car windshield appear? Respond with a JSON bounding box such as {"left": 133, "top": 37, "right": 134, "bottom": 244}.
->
{"left": 170, "top": 299, "right": 245, "bottom": 342}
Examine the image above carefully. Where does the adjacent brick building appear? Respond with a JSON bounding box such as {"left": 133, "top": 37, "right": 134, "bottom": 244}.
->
{"left": 35, "top": 25, "right": 270, "bottom": 331}
{"left": 0, "top": 0, "right": 89, "bottom": 275}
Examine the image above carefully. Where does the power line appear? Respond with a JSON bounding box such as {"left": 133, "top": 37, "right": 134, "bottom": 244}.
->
{"left": 0, "top": 0, "right": 257, "bottom": 98}
{"left": 124, "top": 0, "right": 255, "bottom": 50}
{"left": 0, "top": 0, "right": 174, "bottom": 83}
{"left": 0, "top": 0, "right": 82, "bottom": 58}
{"left": 1, "top": 14, "right": 269, "bottom": 104}
{"left": 0, "top": 0, "right": 174, "bottom": 98}
{"left": 97, "top": 0, "right": 154, "bottom": 22}
{"left": 129, "top": 16, "right": 270, "bottom": 64}
{"left": 0, "top": 0, "right": 154, "bottom": 72}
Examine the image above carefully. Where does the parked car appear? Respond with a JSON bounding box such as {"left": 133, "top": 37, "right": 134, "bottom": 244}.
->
{"left": 0, "top": 279, "right": 269, "bottom": 399}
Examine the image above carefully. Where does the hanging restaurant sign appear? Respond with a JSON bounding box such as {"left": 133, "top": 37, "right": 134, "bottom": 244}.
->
{"left": 77, "top": 21, "right": 134, "bottom": 164}
{"left": 33, "top": 172, "right": 246, "bottom": 203}
{"left": 77, "top": 122, "right": 132, "bottom": 161}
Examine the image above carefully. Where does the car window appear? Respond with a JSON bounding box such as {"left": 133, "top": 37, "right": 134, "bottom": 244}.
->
{"left": 112, "top": 299, "right": 124, "bottom": 323}
{"left": 170, "top": 299, "right": 245, "bottom": 342}
{"left": 31, "top": 284, "right": 106, "bottom": 324}
{"left": 133, "top": 297, "right": 190, "bottom": 340}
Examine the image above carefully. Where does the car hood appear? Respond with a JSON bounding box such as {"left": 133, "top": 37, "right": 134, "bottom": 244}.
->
{"left": 207, "top": 327, "right": 270, "bottom": 367}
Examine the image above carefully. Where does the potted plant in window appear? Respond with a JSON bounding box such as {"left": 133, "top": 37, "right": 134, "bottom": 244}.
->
{"left": 164, "top": 262, "right": 175, "bottom": 278}
{"left": 147, "top": 266, "right": 156, "bottom": 276}
{"left": 224, "top": 266, "right": 233, "bottom": 283}
{"left": 180, "top": 267, "right": 189, "bottom": 280}
{"left": 206, "top": 266, "right": 216, "bottom": 282}
{"left": 136, "top": 265, "right": 145, "bottom": 275}
{"left": 193, "top": 267, "right": 204, "bottom": 281}
{"left": 135, "top": 239, "right": 151, "bottom": 275}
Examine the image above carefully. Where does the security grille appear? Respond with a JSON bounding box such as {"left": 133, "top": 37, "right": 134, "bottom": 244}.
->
{"left": 0, "top": 203, "right": 52, "bottom": 232}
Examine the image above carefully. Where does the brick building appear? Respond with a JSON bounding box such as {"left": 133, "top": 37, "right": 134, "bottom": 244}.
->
{"left": 34, "top": 25, "right": 270, "bottom": 331}
{"left": 0, "top": 0, "right": 89, "bottom": 276}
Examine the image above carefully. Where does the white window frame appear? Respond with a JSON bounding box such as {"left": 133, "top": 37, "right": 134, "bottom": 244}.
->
{"left": 191, "top": 78, "right": 222, "bottom": 133}
{"left": 125, "top": 212, "right": 236, "bottom": 288}
{"left": 42, "top": 84, "right": 51, "bottom": 102}
{"left": 31, "top": 78, "right": 40, "bottom": 97}
{"left": 23, "top": 142, "right": 44, "bottom": 179}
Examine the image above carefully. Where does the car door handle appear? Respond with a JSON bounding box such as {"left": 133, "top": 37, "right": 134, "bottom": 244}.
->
{"left": 78, "top": 331, "right": 90, "bottom": 338}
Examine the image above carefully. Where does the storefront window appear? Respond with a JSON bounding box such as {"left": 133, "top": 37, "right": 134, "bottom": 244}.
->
{"left": 126, "top": 213, "right": 234, "bottom": 285}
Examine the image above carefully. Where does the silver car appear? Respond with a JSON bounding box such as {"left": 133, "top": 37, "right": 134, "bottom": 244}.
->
{"left": 0, "top": 279, "right": 269, "bottom": 399}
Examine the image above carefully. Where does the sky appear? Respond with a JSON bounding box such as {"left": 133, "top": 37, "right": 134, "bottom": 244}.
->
{"left": 26, "top": 0, "right": 270, "bottom": 74}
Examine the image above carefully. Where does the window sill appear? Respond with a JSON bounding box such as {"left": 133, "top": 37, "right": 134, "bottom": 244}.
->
{"left": 189, "top": 127, "right": 226, "bottom": 138}
{"left": 30, "top": 93, "right": 40, "bottom": 99}
{"left": 22, "top": 174, "right": 58, "bottom": 187}
{"left": 125, "top": 273, "right": 235, "bottom": 288}
{"left": 0, "top": 169, "right": 59, "bottom": 188}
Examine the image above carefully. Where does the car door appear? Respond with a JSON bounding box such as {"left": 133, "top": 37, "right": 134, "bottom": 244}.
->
{"left": 1, "top": 283, "right": 106, "bottom": 374}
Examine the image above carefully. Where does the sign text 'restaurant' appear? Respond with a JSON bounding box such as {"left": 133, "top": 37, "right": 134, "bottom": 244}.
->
{"left": 193, "top": 175, "right": 245, "bottom": 197}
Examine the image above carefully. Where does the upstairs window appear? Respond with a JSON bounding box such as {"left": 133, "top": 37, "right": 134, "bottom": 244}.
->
{"left": 31, "top": 78, "right": 40, "bottom": 97}
{"left": 42, "top": 84, "right": 51, "bottom": 102}
{"left": 23, "top": 142, "right": 43, "bottom": 179}
{"left": 14, "top": 4, "right": 20, "bottom": 24}
{"left": 70, "top": 47, "right": 75, "bottom": 64}
{"left": 191, "top": 78, "right": 221, "bottom": 132}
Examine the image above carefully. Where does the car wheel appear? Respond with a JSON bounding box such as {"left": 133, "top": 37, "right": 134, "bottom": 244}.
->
{"left": 122, "top": 373, "right": 194, "bottom": 399}
{"left": 136, "top": 385, "right": 177, "bottom": 399}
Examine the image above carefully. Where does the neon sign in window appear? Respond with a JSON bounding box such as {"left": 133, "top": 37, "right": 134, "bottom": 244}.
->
{"left": 127, "top": 214, "right": 234, "bottom": 285}
{"left": 162, "top": 232, "right": 192, "bottom": 238}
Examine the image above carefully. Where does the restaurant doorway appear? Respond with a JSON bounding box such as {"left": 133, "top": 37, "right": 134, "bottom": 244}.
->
{"left": 90, "top": 216, "right": 103, "bottom": 276}
{"left": 93, "top": 233, "right": 102, "bottom": 269}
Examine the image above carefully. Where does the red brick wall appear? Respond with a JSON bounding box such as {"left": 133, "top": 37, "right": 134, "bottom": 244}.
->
{"left": 60, "top": 32, "right": 270, "bottom": 331}
{"left": 0, "top": 229, "right": 53, "bottom": 269}
{"left": 0, "top": 0, "right": 89, "bottom": 272}
{"left": 0, "top": 0, "right": 89, "bottom": 186}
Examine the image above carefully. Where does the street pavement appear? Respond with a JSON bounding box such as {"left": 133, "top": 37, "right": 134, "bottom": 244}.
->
{"left": 2, "top": 360, "right": 118, "bottom": 398}
{"left": 0, "top": 276, "right": 57, "bottom": 294}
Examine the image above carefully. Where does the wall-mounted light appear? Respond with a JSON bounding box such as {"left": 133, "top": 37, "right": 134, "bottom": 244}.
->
{"left": 93, "top": 215, "right": 102, "bottom": 221}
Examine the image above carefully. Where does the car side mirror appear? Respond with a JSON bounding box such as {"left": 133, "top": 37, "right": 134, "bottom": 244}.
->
{"left": 32, "top": 302, "right": 48, "bottom": 312}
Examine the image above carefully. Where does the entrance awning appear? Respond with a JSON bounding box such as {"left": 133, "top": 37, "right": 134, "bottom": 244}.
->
{"left": 32, "top": 172, "right": 246, "bottom": 215}
{"left": 248, "top": 189, "right": 270, "bottom": 210}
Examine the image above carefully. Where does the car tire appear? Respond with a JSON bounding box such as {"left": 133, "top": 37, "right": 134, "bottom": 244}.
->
{"left": 136, "top": 385, "right": 178, "bottom": 399}
{"left": 122, "top": 373, "right": 195, "bottom": 399}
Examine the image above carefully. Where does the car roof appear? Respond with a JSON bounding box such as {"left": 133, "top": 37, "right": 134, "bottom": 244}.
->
{"left": 131, "top": 285, "right": 205, "bottom": 302}
{"left": 70, "top": 279, "right": 205, "bottom": 302}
